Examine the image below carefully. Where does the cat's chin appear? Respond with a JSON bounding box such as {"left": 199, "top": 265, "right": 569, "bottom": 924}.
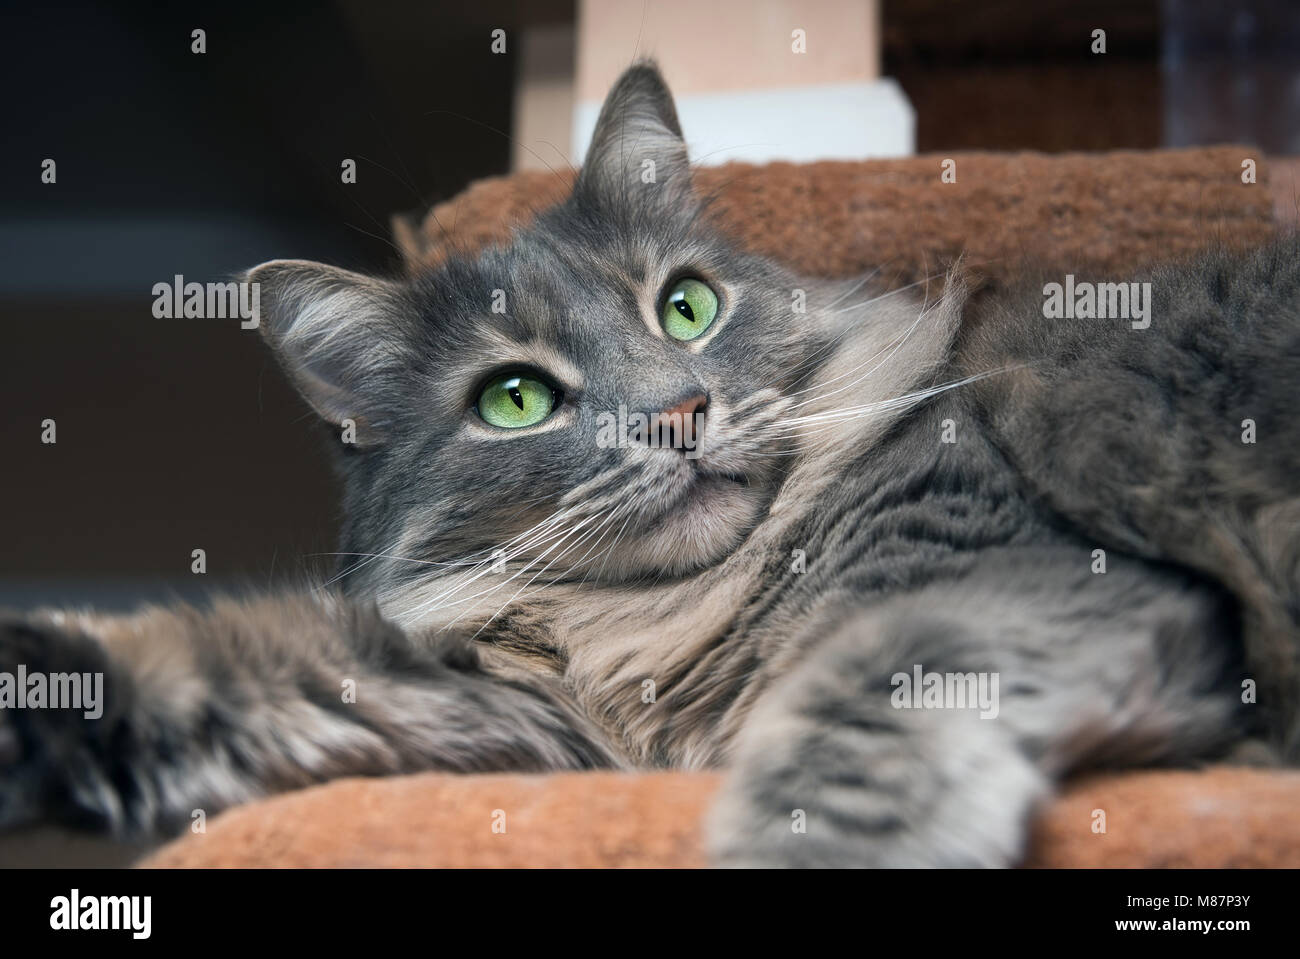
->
{"left": 605, "top": 475, "right": 767, "bottom": 580}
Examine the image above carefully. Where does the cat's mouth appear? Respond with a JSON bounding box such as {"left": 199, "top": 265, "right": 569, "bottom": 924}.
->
{"left": 551, "top": 439, "right": 769, "bottom": 574}
{"left": 609, "top": 459, "right": 766, "bottom": 576}
{"left": 694, "top": 467, "right": 749, "bottom": 487}
{"left": 672, "top": 455, "right": 755, "bottom": 502}
{"left": 559, "top": 449, "right": 769, "bottom": 581}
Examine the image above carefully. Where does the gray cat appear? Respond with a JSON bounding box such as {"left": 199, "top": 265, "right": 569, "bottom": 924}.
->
{"left": 2, "top": 63, "right": 1297, "bottom": 867}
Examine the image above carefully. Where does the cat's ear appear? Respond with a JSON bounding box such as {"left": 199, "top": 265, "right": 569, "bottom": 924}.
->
{"left": 577, "top": 61, "right": 693, "bottom": 208}
{"left": 245, "top": 259, "right": 407, "bottom": 447}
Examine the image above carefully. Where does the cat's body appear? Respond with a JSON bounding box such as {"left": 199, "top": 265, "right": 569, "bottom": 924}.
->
{"left": 2, "top": 64, "right": 1297, "bottom": 866}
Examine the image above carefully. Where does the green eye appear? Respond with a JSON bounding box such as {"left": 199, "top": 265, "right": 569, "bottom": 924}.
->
{"left": 477, "top": 373, "right": 557, "bottom": 428}
{"left": 662, "top": 278, "right": 718, "bottom": 341}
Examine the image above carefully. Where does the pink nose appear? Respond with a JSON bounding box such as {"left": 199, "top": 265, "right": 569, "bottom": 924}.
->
{"left": 658, "top": 394, "right": 708, "bottom": 427}
{"left": 644, "top": 393, "right": 708, "bottom": 451}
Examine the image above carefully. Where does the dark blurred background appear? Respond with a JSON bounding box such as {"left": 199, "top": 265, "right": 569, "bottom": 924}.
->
{"left": 2, "top": 0, "right": 1297, "bottom": 608}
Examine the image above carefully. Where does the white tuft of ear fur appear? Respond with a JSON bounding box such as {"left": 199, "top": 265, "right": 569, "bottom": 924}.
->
{"left": 245, "top": 259, "right": 404, "bottom": 446}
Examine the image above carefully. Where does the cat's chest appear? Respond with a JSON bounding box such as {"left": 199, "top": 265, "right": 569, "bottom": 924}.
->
{"left": 737, "top": 402, "right": 1047, "bottom": 620}
{"left": 520, "top": 408, "right": 1042, "bottom": 766}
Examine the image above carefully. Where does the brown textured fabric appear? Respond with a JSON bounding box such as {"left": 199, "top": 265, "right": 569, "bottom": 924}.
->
{"left": 138, "top": 148, "right": 1294, "bottom": 869}
{"left": 141, "top": 767, "right": 1300, "bottom": 868}
{"left": 1024, "top": 768, "right": 1300, "bottom": 869}
{"left": 396, "top": 148, "right": 1279, "bottom": 287}
{"left": 143, "top": 772, "right": 717, "bottom": 869}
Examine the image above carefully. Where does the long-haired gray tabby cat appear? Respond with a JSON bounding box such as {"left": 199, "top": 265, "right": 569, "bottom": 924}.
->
{"left": 2, "top": 64, "right": 1298, "bottom": 866}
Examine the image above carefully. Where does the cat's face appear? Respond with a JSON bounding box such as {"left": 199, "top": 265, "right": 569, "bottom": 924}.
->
{"left": 251, "top": 65, "right": 842, "bottom": 609}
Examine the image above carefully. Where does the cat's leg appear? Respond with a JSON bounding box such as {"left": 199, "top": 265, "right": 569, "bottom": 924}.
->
{"left": 0, "top": 594, "right": 615, "bottom": 838}
{"left": 707, "top": 550, "right": 1247, "bottom": 867}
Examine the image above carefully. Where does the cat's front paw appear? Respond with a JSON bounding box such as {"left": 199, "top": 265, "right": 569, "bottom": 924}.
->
{"left": 705, "top": 716, "right": 1044, "bottom": 869}
{"left": 705, "top": 614, "right": 1048, "bottom": 868}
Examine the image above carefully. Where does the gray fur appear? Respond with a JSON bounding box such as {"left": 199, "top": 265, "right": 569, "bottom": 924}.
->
{"left": 1, "top": 64, "right": 1295, "bottom": 866}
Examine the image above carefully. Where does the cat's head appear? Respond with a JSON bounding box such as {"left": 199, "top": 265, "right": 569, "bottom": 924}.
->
{"left": 249, "top": 63, "right": 947, "bottom": 624}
